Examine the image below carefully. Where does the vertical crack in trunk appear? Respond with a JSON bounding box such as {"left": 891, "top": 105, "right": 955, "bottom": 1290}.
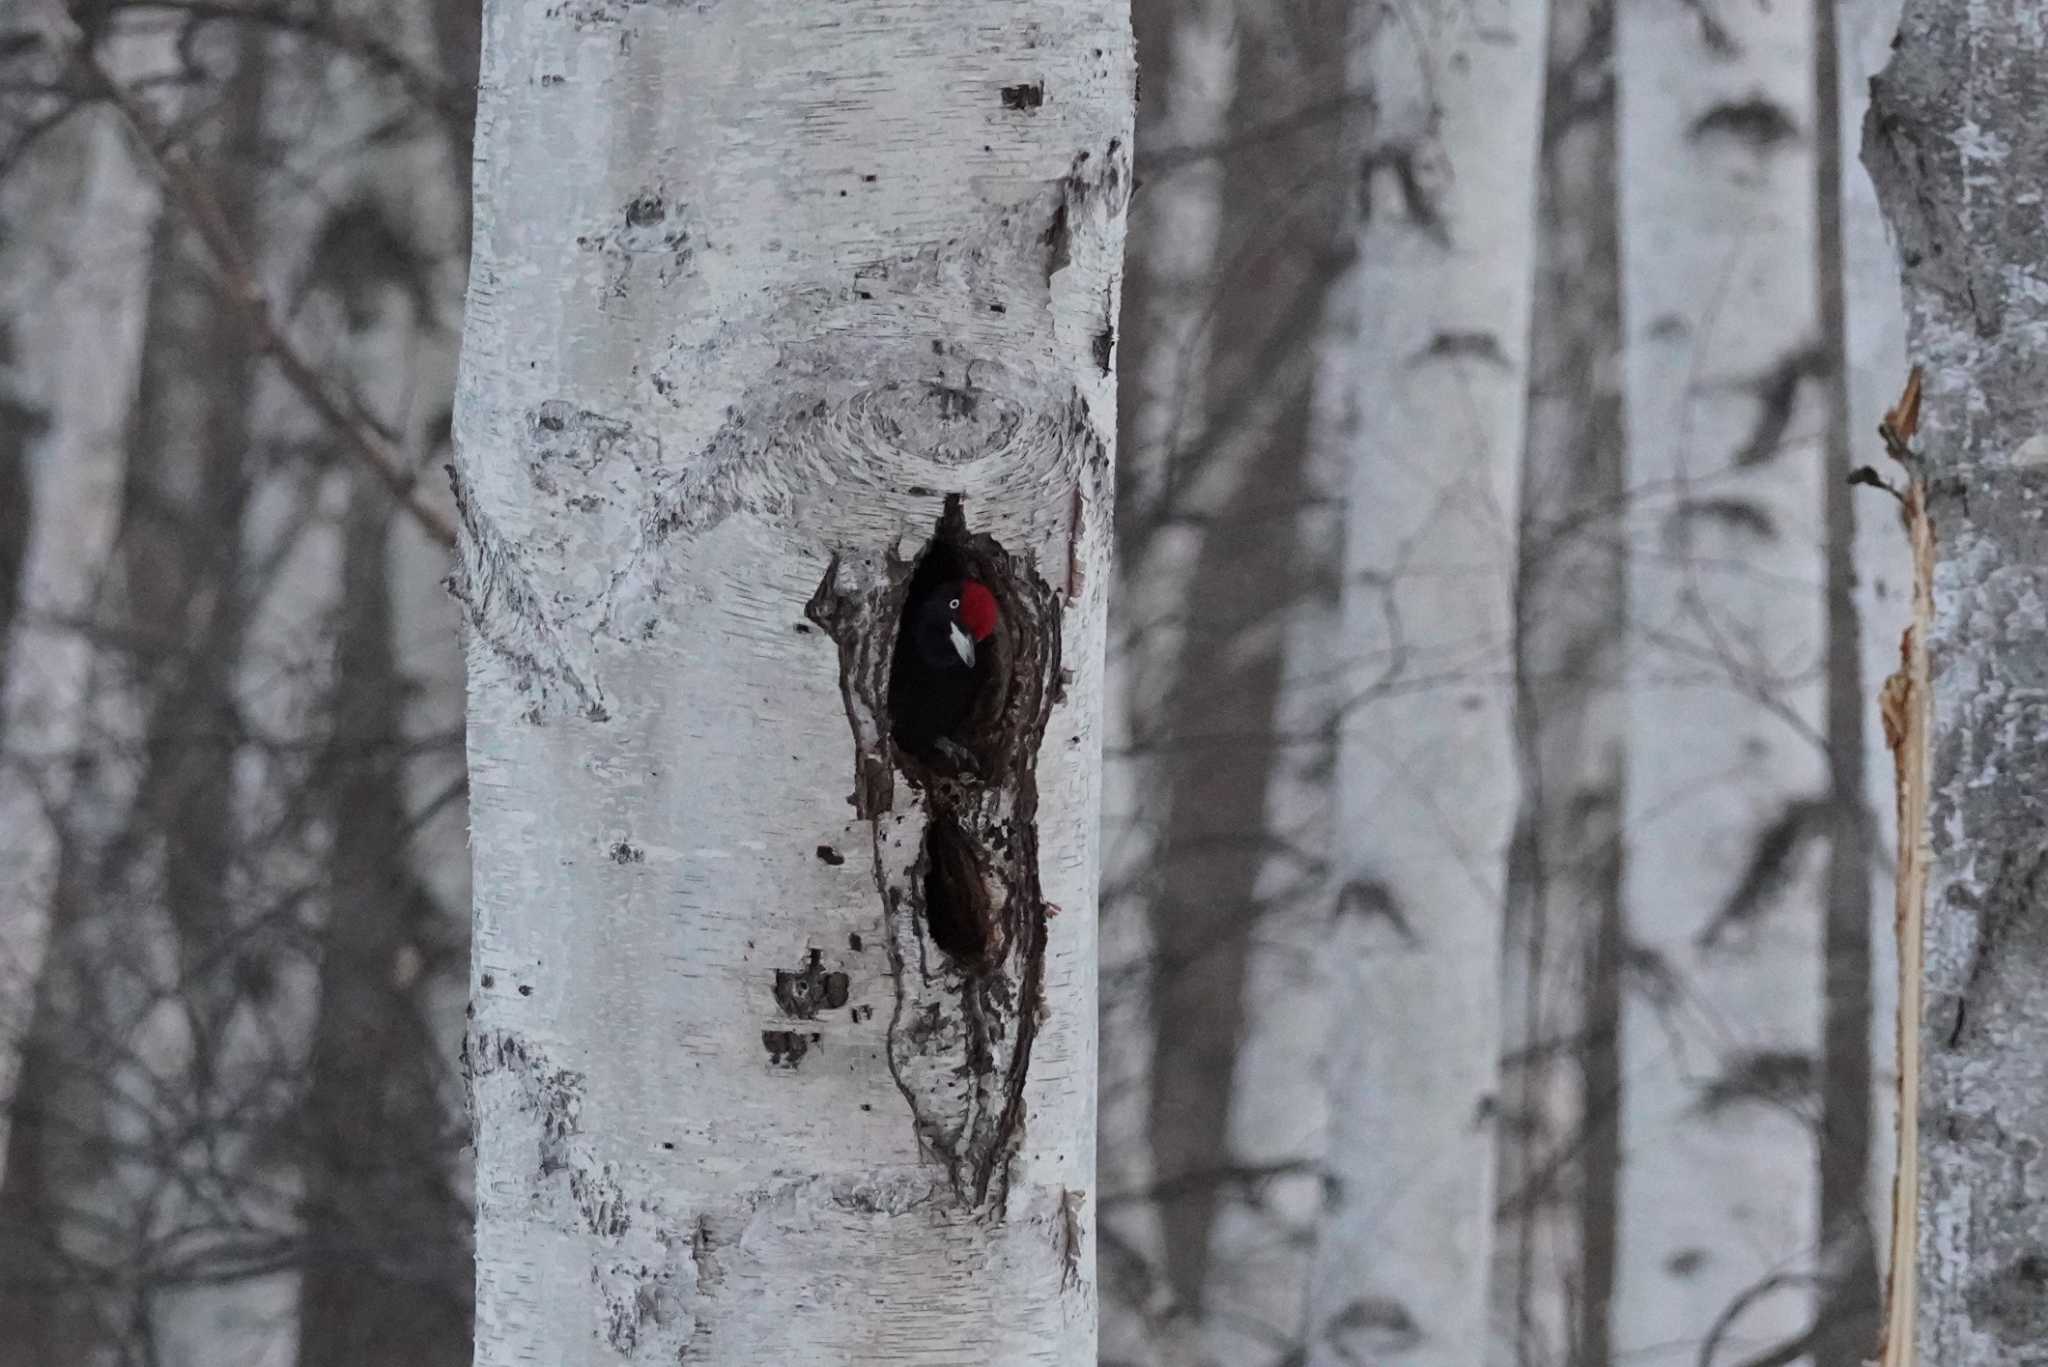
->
{"left": 807, "top": 495, "right": 1063, "bottom": 1205}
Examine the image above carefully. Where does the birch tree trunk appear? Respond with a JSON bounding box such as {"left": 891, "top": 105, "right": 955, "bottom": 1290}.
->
{"left": 294, "top": 141, "right": 470, "bottom": 1361}
{"left": 1493, "top": 0, "right": 1625, "bottom": 1358}
{"left": 280, "top": 5, "right": 473, "bottom": 1356}
{"left": 0, "top": 56, "right": 157, "bottom": 1192}
{"left": 1612, "top": 0, "right": 1830, "bottom": 1358}
{"left": 1865, "top": 6, "right": 2048, "bottom": 1361}
{"left": 456, "top": 5, "right": 1131, "bottom": 1363}
{"left": 1306, "top": 2, "right": 1546, "bottom": 1361}
{"left": 1118, "top": 2, "right": 1349, "bottom": 1358}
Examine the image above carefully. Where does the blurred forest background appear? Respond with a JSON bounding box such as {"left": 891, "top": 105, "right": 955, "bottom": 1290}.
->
{"left": 0, "top": 0, "right": 1915, "bottom": 1364}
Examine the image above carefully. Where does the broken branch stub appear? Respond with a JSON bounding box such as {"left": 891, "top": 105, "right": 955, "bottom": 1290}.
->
{"left": 805, "top": 496, "right": 1061, "bottom": 1203}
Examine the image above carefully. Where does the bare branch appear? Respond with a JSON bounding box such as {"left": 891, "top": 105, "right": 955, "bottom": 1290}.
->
{"left": 43, "top": 4, "right": 457, "bottom": 548}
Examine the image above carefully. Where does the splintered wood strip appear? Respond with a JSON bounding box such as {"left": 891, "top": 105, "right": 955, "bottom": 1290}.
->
{"left": 1876, "top": 366, "right": 1929, "bottom": 1367}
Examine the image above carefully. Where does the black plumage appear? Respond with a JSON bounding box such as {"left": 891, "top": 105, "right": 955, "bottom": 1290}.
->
{"left": 889, "top": 579, "right": 996, "bottom": 765}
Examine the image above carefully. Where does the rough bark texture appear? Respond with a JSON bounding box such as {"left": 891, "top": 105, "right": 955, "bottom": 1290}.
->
{"left": 457, "top": 4, "right": 1131, "bottom": 1363}
{"left": 1865, "top": 6, "right": 2048, "bottom": 1362}
{"left": 1305, "top": 1, "right": 1547, "bottom": 1362}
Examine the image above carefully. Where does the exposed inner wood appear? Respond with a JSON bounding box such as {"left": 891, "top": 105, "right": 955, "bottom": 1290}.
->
{"left": 1876, "top": 368, "right": 1930, "bottom": 1367}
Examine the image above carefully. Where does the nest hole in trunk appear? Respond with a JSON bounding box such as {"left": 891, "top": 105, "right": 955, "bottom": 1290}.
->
{"left": 884, "top": 498, "right": 1046, "bottom": 781}
{"left": 921, "top": 811, "right": 996, "bottom": 968}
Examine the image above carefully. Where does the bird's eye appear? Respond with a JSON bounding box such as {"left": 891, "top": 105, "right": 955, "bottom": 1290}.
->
{"left": 949, "top": 598, "right": 961, "bottom": 610}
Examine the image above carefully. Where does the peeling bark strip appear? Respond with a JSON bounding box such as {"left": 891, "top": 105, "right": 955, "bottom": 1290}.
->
{"left": 1866, "top": 7, "right": 2048, "bottom": 1360}
{"left": 807, "top": 497, "right": 1065, "bottom": 1203}
{"left": 465, "top": 1030, "right": 710, "bottom": 1362}
{"left": 457, "top": 4, "right": 1129, "bottom": 1359}
{"left": 1875, "top": 446, "right": 1931, "bottom": 1367}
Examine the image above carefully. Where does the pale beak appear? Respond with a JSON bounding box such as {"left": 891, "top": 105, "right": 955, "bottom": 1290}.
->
{"left": 949, "top": 621, "right": 976, "bottom": 668}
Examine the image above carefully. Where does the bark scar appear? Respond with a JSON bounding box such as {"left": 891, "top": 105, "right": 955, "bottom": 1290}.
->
{"left": 447, "top": 464, "right": 609, "bottom": 722}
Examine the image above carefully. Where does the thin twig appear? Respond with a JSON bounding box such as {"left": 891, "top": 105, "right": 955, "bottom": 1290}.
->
{"left": 43, "top": 3, "right": 458, "bottom": 548}
{"left": 117, "top": 0, "right": 469, "bottom": 120}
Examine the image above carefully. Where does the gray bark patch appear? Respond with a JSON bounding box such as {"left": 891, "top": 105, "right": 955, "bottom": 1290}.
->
{"left": 1966, "top": 1249, "right": 2048, "bottom": 1348}
{"left": 760, "top": 1030, "right": 815, "bottom": 1068}
{"left": 448, "top": 465, "right": 610, "bottom": 722}
{"left": 463, "top": 1027, "right": 587, "bottom": 1176}
{"left": 1043, "top": 140, "right": 1128, "bottom": 284}
{"left": 773, "top": 948, "right": 851, "bottom": 1019}
{"left": 1687, "top": 95, "right": 1799, "bottom": 150}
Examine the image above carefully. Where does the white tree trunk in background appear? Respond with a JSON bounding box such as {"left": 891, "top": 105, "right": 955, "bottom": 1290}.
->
{"left": 1865, "top": 5, "right": 2048, "bottom": 1360}
{"left": 457, "top": 4, "right": 1131, "bottom": 1363}
{"left": 1306, "top": 1, "right": 1545, "bottom": 1362}
{"left": 0, "top": 93, "right": 157, "bottom": 1187}
{"left": 1614, "top": 0, "right": 1828, "bottom": 1359}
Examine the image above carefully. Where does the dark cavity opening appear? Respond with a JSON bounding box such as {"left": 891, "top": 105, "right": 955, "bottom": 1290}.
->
{"left": 885, "top": 510, "right": 1007, "bottom": 775}
{"left": 922, "top": 813, "right": 993, "bottom": 967}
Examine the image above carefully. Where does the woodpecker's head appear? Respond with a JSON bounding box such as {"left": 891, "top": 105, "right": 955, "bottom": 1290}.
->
{"left": 915, "top": 578, "right": 999, "bottom": 670}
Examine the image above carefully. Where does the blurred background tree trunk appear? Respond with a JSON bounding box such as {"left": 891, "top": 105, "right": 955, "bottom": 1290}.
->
{"left": 0, "top": 26, "right": 163, "bottom": 1359}
{"left": 1493, "top": 0, "right": 1626, "bottom": 1359}
{"left": 1612, "top": 0, "right": 1832, "bottom": 1358}
{"left": 0, "top": 26, "right": 158, "bottom": 1199}
{"left": 1100, "top": 0, "right": 1237, "bottom": 1357}
{"left": 0, "top": 5, "right": 473, "bottom": 1362}
{"left": 1104, "top": 0, "right": 1348, "bottom": 1359}
{"left": 1306, "top": 3, "right": 1547, "bottom": 1365}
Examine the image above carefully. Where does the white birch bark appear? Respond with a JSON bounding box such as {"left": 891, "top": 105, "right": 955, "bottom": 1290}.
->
{"left": 0, "top": 69, "right": 158, "bottom": 1189}
{"left": 1864, "top": 5, "right": 2048, "bottom": 1360}
{"left": 1613, "top": 0, "right": 1829, "bottom": 1359}
{"left": 457, "top": 4, "right": 1131, "bottom": 1363}
{"left": 1306, "top": 2, "right": 1546, "bottom": 1361}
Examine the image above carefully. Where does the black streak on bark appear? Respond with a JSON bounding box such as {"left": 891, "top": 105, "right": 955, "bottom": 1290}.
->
{"left": 773, "top": 948, "right": 851, "bottom": 1019}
